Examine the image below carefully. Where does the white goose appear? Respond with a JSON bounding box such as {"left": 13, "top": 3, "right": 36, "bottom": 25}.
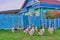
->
{"left": 17, "top": 26, "right": 23, "bottom": 30}
{"left": 29, "top": 25, "right": 35, "bottom": 36}
{"left": 38, "top": 24, "right": 45, "bottom": 36}
{"left": 12, "top": 27, "right": 15, "bottom": 32}
{"left": 24, "top": 25, "right": 30, "bottom": 33}
{"left": 48, "top": 24, "right": 54, "bottom": 34}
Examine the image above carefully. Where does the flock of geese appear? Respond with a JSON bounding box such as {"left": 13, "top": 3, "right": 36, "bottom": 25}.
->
{"left": 11, "top": 24, "right": 54, "bottom": 36}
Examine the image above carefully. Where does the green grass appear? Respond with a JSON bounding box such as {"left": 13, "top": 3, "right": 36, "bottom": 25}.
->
{"left": 0, "top": 29, "right": 60, "bottom": 40}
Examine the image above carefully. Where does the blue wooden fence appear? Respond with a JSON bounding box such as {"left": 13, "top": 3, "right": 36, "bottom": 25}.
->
{"left": 0, "top": 15, "right": 59, "bottom": 30}
{"left": 0, "top": 15, "right": 28, "bottom": 30}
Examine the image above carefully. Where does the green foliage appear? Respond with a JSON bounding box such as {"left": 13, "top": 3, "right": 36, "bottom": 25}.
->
{"left": 45, "top": 9, "right": 60, "bottom": 19}
{"left": 45, "top": 10, "right": 52, "bottom": 19}
{"left": 45, "top": 10, "right": 56, "bottom": 19}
